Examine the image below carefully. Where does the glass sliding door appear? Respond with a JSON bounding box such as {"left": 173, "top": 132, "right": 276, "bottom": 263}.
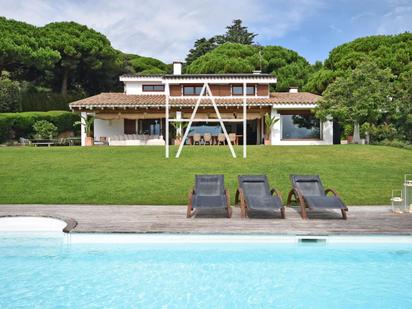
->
{"left": 138, "top": 119, "right": 161, "bottom": 136}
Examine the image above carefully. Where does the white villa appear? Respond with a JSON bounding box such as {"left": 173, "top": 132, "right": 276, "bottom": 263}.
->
{"left": 69, "top": 62, "right": 333, "bottom": 155}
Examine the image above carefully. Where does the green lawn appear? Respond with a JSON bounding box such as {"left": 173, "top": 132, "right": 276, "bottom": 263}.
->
{"left": 0, "top": 145, "right": 411, "bottom": 205}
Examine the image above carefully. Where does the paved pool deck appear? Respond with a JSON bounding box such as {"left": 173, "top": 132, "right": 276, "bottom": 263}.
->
{"left": 1, "top": 204, "right": 412, "bottom": 235}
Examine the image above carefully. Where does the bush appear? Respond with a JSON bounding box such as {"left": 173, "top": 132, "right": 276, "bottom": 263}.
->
{"left": 32, "top": 120, "right": 58, "bottom": 139}
{"left": 376, "top": 139, "right": 412, "bottom": 150}
{"left": 0, "top": 111, "right": 80, "bottom": 142}
{"left": 363, "top": 123, "right": 398, "bottom": 143}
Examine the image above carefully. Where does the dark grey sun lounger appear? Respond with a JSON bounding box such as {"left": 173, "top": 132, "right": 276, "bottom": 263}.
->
{"left": 286, "top": 175, "right": 348, "bottom": 219}
{"left": 236, "top": 175, "right": 285, "bottom": 218}
{"left": 187, "top": 175, "right": 232, "bottom": 218}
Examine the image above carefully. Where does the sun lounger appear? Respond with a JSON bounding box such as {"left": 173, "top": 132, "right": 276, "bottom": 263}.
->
{"left": 286, "top": 175, "right": 348, "bottom": 219}
{"left": 236, "top": 175, "right": 285, "bottom": 218}
{"left": 187, "top": 175, "right": 231, "bottom": 218}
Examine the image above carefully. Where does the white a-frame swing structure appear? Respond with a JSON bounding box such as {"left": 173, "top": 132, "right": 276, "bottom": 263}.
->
{"left": 164, "top": 82, "right": 248, "bottom": 159}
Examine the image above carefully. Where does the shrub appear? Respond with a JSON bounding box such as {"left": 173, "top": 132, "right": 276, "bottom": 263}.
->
{"left": 32, "top": 120, "right": 57, "bottom": 139}
{"left": 0, "top": 111, "right": 80, "bottom": 142}
{"left": 376, "top": 139, "right": 412, "bottom": 150}
{"left": 362, "top": 123, "right": 398, "bottom": 143}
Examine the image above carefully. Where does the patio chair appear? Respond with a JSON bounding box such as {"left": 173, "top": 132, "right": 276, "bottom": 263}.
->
{"left": 187, "top": 175, "right": 232, "bottom": 218}
{"left": 217, "top": 133, "right": 225, "bottom": 145}
{"left": 203, "top": 133, "right": 212, "bottom": 145}
{"left": 229, "top": 133, "right": 237, "bottom": 145}
{"left": 235, "top": 175, "right": 285, "bottom": 218}
{"left": 193, "top": 133, "right": 201, "bottom": 145}
{"left": 286, "top": 175, "right": 348, "bottom": 219}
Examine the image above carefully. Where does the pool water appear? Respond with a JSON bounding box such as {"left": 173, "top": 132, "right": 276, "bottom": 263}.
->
{"left": 1, "top": 234, "right": 412, "bottom": 308}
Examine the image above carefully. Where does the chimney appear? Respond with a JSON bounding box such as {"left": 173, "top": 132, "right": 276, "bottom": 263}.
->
{"left": 289, "top": 87, "right": 298, "bottom": 93}
{"left": 173, "top": 61, "right": 183, "bottom": 75}
{"left": 253, "top": 70, "right": 261, "bottom": 75}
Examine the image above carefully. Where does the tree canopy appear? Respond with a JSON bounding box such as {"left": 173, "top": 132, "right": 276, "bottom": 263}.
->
{"left": 185, "top": 19, "right": 257, "bottom": 65}
{"left": 316, "top": 61, "right": 394, "bottom": 143}
{"left": 0, "top": 17, "right": 168, "bottom": 98}
{"left": 305, "top": 33, "right": 412, "bottom": 94}
{"left": 186, "top": 43, "right": 314, "bottom": 91}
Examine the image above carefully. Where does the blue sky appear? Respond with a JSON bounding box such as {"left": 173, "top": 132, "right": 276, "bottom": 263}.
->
{"left": 1, "top": 0, "right": 411, "bottom": 63}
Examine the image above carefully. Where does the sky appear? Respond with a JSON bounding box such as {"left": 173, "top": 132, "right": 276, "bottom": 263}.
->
{"left": 1, "top": 0, "right": 411, "bottom": 64}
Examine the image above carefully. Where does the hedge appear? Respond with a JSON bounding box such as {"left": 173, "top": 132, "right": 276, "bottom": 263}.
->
{"left": 20, "top": 92, "right": 84, "bottom": 112}
{"left": 0, "top": 111, "right": 80, "bottom": 142}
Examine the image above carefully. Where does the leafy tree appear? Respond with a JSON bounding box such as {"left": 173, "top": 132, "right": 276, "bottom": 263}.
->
{"left": 0, "top": 17, "right": 60, "bottom": 82}
{"left": 215, "top": 19, "right": 257, "bottom": 45}
{"left": 123, "top": 54, "right": 169, "bottom": 74}
{"left": 306, "top": 33, "right": 412, "bottom": 94}
{"left": 185, "top": 38, "right": 217, "bottom": 65}
{"left": 304, "top": 68, "right": 336, "bottom": 94}
{"left": 392, "top": 65, "right": 412, "bottom": 142}
{"left": 316, "top": 61, "right": 394, "bottom": 143}
{"left": 185, "top": 19, "right": 256, "bottom": 66}
{"left": 186, "top": 43, "right": 312, "bottom": 91}
{"left": 40, "top": 22, "right": 120, "bottom": 95}
{"left": 0, "top": 71, "right": 20, "bottom": 112}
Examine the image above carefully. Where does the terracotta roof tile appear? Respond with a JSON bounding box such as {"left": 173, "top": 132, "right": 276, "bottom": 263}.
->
{"left": 270, "top": 92, "right": 321, "bottom": 104}
{"left": 69, "top": 92, "right": 321, "bottom": 109}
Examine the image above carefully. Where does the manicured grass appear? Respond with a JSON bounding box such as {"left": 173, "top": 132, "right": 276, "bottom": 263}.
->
{"left": 0, "top": 145, "right": 411, "bottom": 205}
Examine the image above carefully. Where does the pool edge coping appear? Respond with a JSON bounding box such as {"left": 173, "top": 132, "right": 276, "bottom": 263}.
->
{"left": 0, "top": 215, "right": 77, "bottom": 233}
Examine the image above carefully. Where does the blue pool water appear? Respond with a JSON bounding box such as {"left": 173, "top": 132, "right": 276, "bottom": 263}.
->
{"left": 1, "top": 234, "right": 412, "bottom": 309}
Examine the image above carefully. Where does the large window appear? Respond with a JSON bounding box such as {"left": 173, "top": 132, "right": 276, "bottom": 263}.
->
{"left": 232, "top": 85, "right": 255, "bottom": 96}
{"left": 281, "top": 113, "right": 321, "bottom": 140}
{"left": 183, "top": 86, "right": 203, "bottom": 95}
{"left": 142, "top": 84, "right": 165, "bottom": 92}
{"left": 138, "top": 119, "right": 161, "bottom": 136}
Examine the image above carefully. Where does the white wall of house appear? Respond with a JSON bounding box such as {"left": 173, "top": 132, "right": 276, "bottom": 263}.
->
{"left": 124, "top": 81, "right": 164, "bottom": 95}
{"left": 94, "top": 119, "right": 124, "bottom": 140}
{"left": 270, "top": 108, "right": 333, "bottom": 145}
{"left": 81, "top": 112, "right": 87, "bottom": 146}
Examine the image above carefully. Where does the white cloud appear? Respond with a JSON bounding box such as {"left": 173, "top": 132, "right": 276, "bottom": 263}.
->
{"left": 0, "top": 0, "right": 323, "bottom": 62}
{"left": 377, "top": 5, "right": 412, "bottom": 34}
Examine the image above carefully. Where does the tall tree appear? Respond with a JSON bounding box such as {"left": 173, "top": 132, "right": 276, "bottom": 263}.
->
{"left": 40, "top": 22, "right": 119, "bottom": 95}
{"left": 316, "top": 61, "right": 394, "bottom": 143}
{"left": 186, "top": 43, "right": 312, "bottom": 91}
{"left": 215, "top": 19, "right": 257, "bottom": 45}
{"left": 0, "top": 17, "right": 60, "bottom": 82}
{"left": 0, "top": 71, "right": 21, "bottom": 112}
{"left": 185, "top": 38, "right": 217, "bottom": 65}
{"left": 185, "top": 19, "right": 257, "bottom": 66}
{"left": 392, "top": 65, "right": 412, "bottom": 142}
{"left": 305, "top": 33, "right": 412, "bottom": 94}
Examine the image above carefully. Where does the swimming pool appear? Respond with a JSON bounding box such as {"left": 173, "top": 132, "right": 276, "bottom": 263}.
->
{"left": 1, "top": 233, "right": 412, "bottom": 308}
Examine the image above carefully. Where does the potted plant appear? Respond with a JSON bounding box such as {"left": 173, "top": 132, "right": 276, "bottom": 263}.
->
{"left": 264, "top": 113, "right": 279, "bottom": 145}
{"left": 171, "top": 121, "right": 188, "bottom": 145}
{"left": 343, "top": 124, "right": 353, "bottom": 144}
{"left": 74, "top": 115, "right": 95, "bottom": 146}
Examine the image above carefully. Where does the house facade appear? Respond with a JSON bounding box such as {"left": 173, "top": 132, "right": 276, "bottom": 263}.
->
{"left": 69, "top": 62, "right": 332, "bottom": 147}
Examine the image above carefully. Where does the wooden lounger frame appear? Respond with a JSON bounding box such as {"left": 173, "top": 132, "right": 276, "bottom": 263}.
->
{"left": 286, "top": 187, "right": 347, "bottom": 220}
{"left": 235, "top": 187, "right": 285, "bottom": 219}
{"left": 187, "top": 188, "right": 232, "bottom": 218}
